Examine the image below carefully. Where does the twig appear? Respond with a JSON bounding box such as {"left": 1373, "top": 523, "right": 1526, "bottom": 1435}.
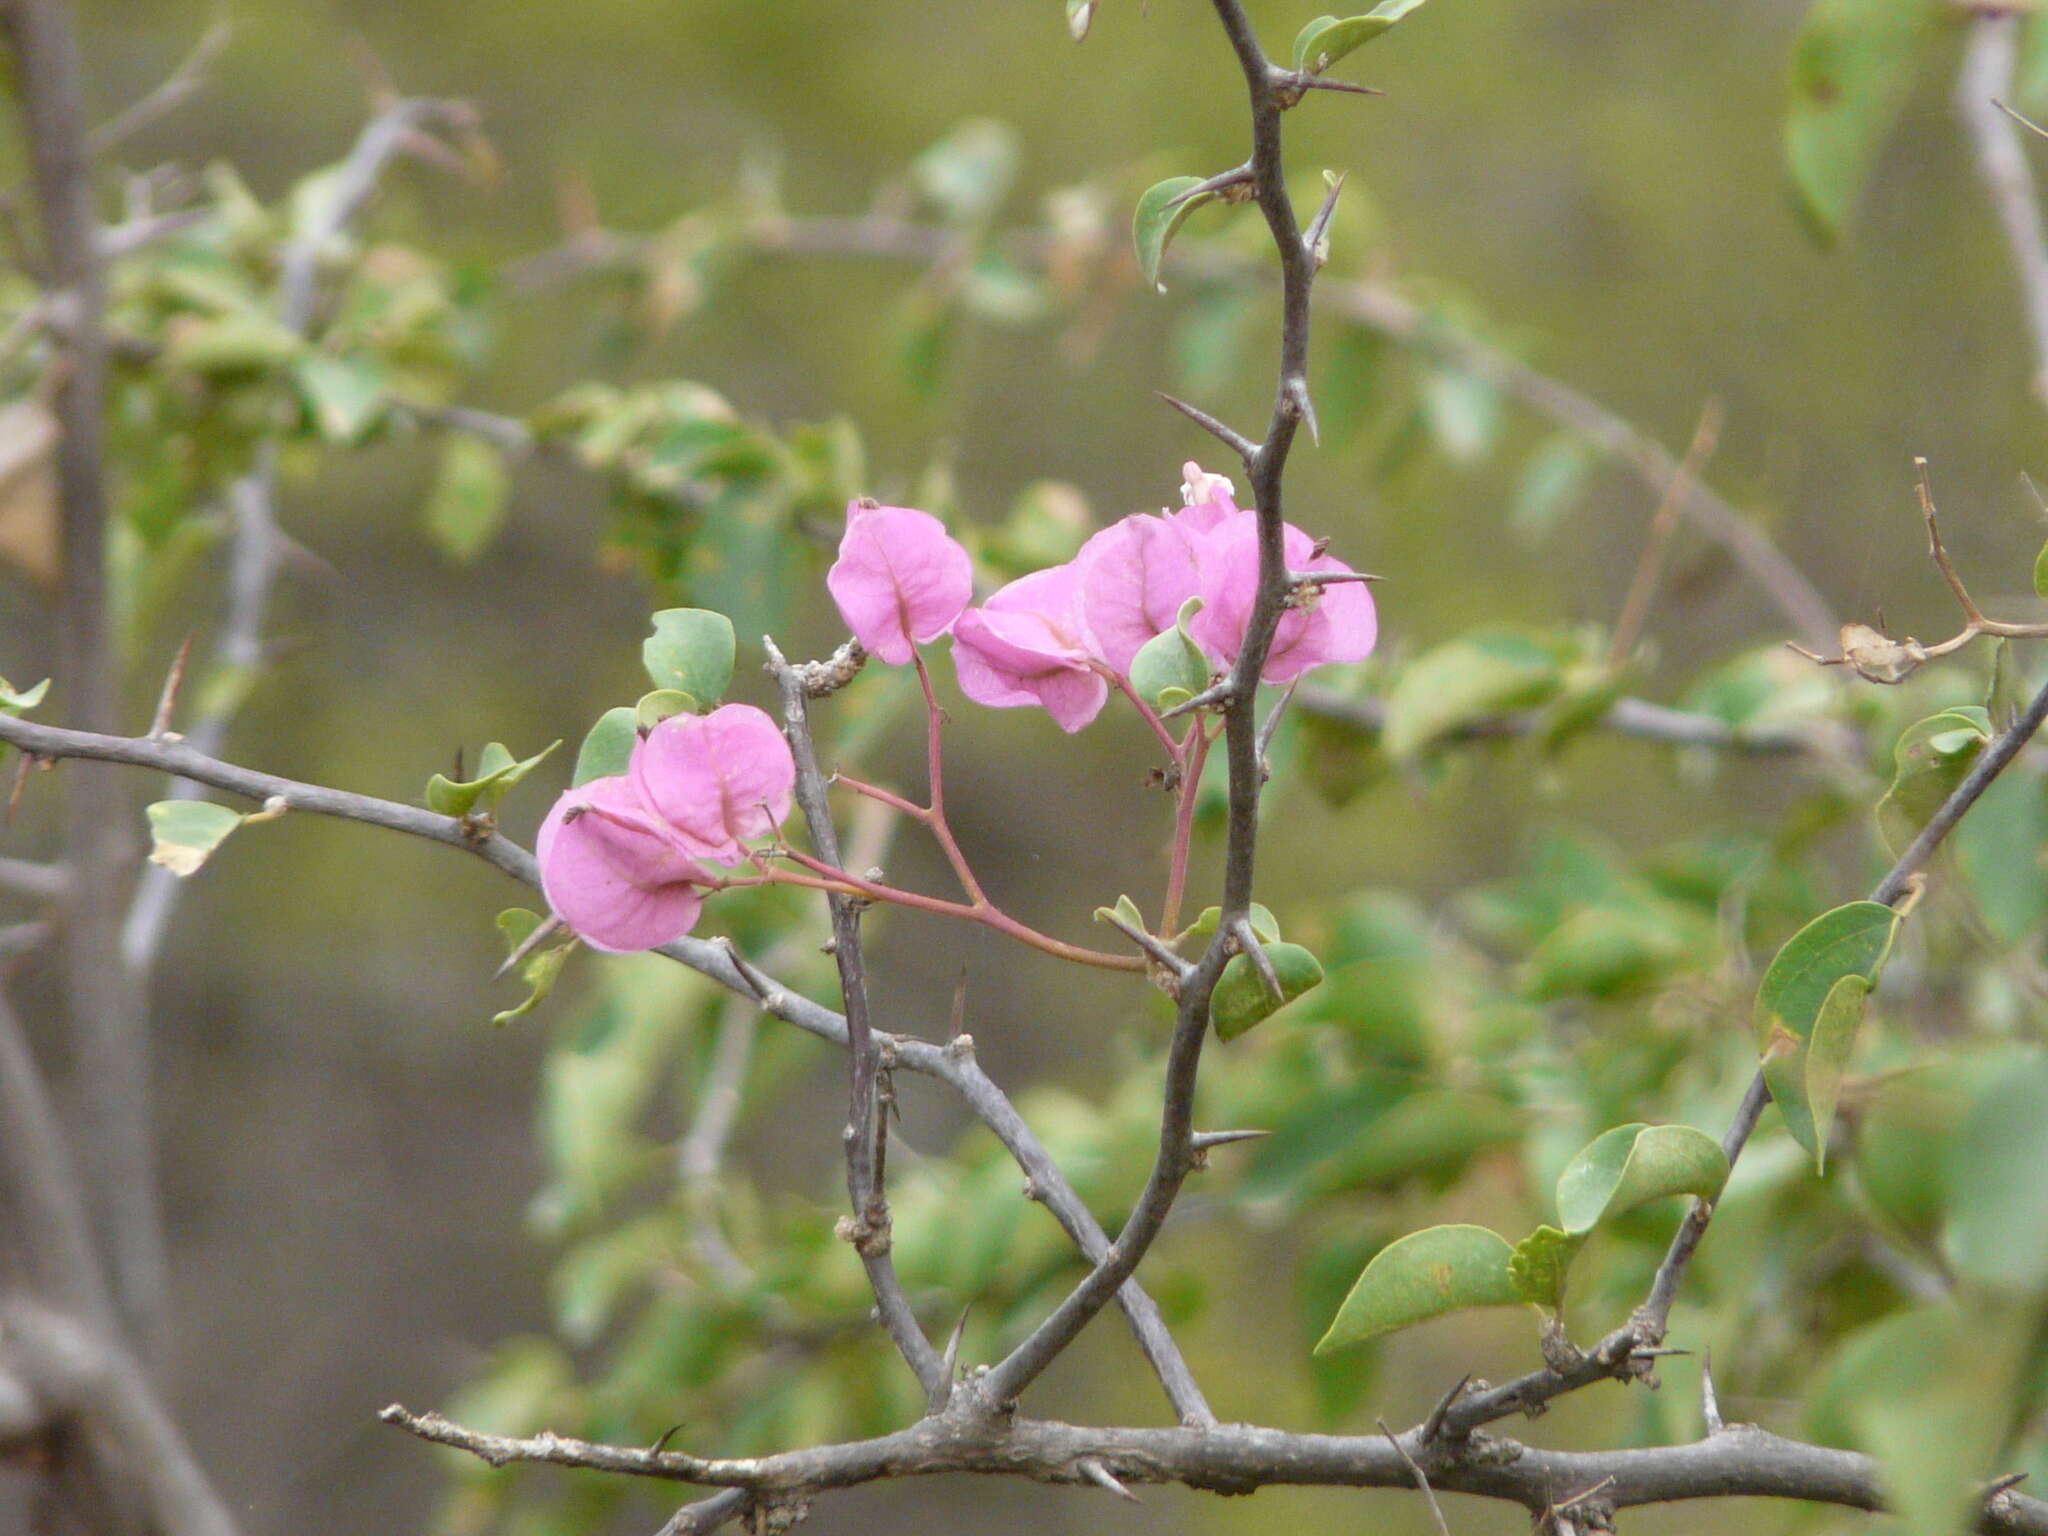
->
{"left": 1608, "top": 399, "right": 1721, "bottom": 668}
{"left": 2, "top": 0, "right": 166, "bottom": 1361}
{"left": 764, "top": 638, "right": 944, "bottom": 1399}
{"left": 87, "top": 17, "right": 228, "bottom": 157}
{"left": 375, "top": 1400, "right": 2048, "bottom": 1533}
{"left": 1378, "top": 1420, "right": 1451, "bottom": 1536}
{"left": 1963, "top": 15, "right": 2048, "bottom": 405}
{"left": 653, "top": 1488, "right": 753, "bottom": 1536}
{"left": 1441, "top": 665, "right": 2048, "bottom": 1438}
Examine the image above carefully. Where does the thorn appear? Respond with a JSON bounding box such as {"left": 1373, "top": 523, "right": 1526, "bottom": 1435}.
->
{"left": 932, "top": 1305, "right": 971, "bottom": 1412}
{"left": 1230, "top": 916, "right": 1284, "bottom": 1001}
{"left": 1378, "top": 1419, "right": 1451, "bottom": 1536}
{"left": 1302, "top": 170, "right": 1347, "bottom": 266}
{"left": 1420, "top": 1373, "right": 1473, "bottom": 1446}
{"left": 1295, "top": 74, "right": 1384, "bottom": 97}
{"left": 1098, "top": 907, "right": 1190, "bottom": 975}
{"left": 1282, "top": 374, "right": 1319, "bottom": 446}
{"left": 1190, "top": 1128, "right": 1270, "bottom": 1151}
{"left": 1159, "top": 678, "right": 1235, "bottom": 720}
{"left": 493, "top": 913, "right": 565, "bottom": 980}
{"left": 1163, "top": 159, "right": 1254, "bottom": 210}
{"left": 1156, "top": 391, "right": 1259, "bottom": 463}
{"left": 1986, "top": 1471, "right": 2032, "bottom": 1499}
{"left": 1290, "top": 569, "right": 1383, "bottom": 587}
{"left": 1256, "top": 681, "right": 1298, "bottom": 764}
{"left": 647, "top": 1423, "right": 685, "bottom": 1457}
{"left": 1997, "top": 98, "right": 2048, "bottom": 142}
{"left": 148, "top": 631, "right": 196, "bottom": 738}
{"left": 1700, "top": 1347, "right": 1724, "bottom": 1435}
{"left": 1076, "top": 1458, "right": 1141, "bottom": 1503}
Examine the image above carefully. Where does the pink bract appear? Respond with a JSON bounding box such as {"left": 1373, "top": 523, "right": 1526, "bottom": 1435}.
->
{"left": 1190, "top": 513, "right": 1378, "bottom": 683}
{"left": 1074, "top": 512, "right": 1207, "bottom": 676}
{"left": 631, "top": 703, "right": 795, "bottom": 865}
{"left": 537, "top": 774, "right": 710, "bottom": 954}
{"left": 826, "top": 500, "right": 973, "bottom": 666}
{"left": 951, "top": 563, "right": 1109, "bottom": 733}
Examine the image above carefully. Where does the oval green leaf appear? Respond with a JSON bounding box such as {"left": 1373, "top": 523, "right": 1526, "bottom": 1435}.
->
{"left": 1754, "top": 900, "right": 1900, "bottom": 1157}
{"left": 1800, "top": 971, "right": 1871, "bottom": 1173}
{"left": 145, "top": 799, "right": 248, "bottom": 878}
{"left": 1292, "top": 0, "right": 1428, "bottom": 75}
{"left": 1314, "top": 1223, "right": 1520, "bottom": 1353}
{"left": 642, "top": 608, "right": 736, "bottom": 706}
{"left": 1212, "top": 942, "right": 1324, "bottom": 1041}
{"left": 1554, "top": 1123, "right": 1729, "bottom": 1236}
{"left": 1876, "top": 708, "right": 1990, "bottom": 858}
{"left": 1128, "top": 606, "right": 1210, "bottom": 711}
{"left": 1134, "top": 177, "right": 1216, "bottom": 295}
{"left": 426, "top": 433, "right": 512, "bottom": 564}
{"left": 426, "top": 740, "right": 561, "bottom": 818}
{"left": 1784, "top": 0, "right": 1940, "bottom": 243}
{"left": 1380, "top": 627, "right": 1573, "bottom": 759}
{"left": 573, "top": 707, "right": 639, "bottom": 787}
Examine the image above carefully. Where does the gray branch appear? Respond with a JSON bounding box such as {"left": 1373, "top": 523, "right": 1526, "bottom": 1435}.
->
{"left": 1960, "top": 13, "right": 2048, "bottom": 406}
{"left": 379, "top": 1402, "right": 2048, "bottom": 1536}
{"left": 0, "top": 709, "right": 1211, "bottom": 1420}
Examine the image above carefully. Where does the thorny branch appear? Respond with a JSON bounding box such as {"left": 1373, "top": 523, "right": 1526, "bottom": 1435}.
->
{"left": 0, "top": 707, "right": 1214, "bottom": 1425}
{"left": 377, "top": 1402, "right": 2048, "bottom": 1535}
{"left": 1435, "top": 665, "right": 2048, "bottom": 1441}
{"left": 764, "top": 637, "right": 945, "bottom": 1400}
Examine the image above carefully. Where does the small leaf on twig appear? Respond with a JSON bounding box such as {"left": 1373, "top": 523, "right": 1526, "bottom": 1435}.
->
{"left": 1315, "top": 1223, "right": 1520, "bottom": 1352}
{"left": 426, "top": 740, "right": 561, "bottom": 818}
{"left": 146, "top": 798, "right": 260, "bottom": 877}
{"left": 1134, "top": 177, "right": 1217, "bottom": 294}
{"left": 642, "top": 608, "right": 736, "bottom": 706}
{"left": 1553, "top": 1123, "right": 1728, "bottom": 1234}
{"left": 1292, "top": 1, "right": 1428, "bottom": 77}
{"left": 492, "top": 908, "right": 576, "bottom": 1026}
{"left": 1212, "top": 942, "right": 1324, "bottom": 1040}
{"left": 1754, "top": 900, "right": 1901, "bottom": 1160}
{"left": 574, "top": 707, "right": 640, "bottom": 787}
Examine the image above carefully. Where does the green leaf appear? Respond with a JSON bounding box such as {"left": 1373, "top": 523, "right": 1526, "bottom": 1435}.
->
{"left": 1127, "top": 597, "right": 1210, "bottom": 710}
{"left": 1507, "top": 1224, "right": 1584, "bottom": 1309}
{"left": 573, "top": 706, "right": 639, "bottom": 787}
{"left": 635, "top": 689, "right": 699, "bottom": 731}
{"left": 1876, "top": 707, "right": 1991, "bottom": 857}
{"left": 1178, "top": 901, "right": 1281, "bottom": 948}
{"left": 1784, "top": 0, "right": 1940, "bottom": 243}
{"left": 1510, "top": 435, "right": 1592, "bottom": 543}
{"left": 1945, "top": 1052, "right": 2048, "bottom": 1291}
{"left": 146, "top": 799, "right": 254, "bottom": 877}
{"left": 0, "top": 676, "right": 49, "bottom": 715}
{"left": 492, "top": 908, "right": 576, "bottom": 1027}
{"left": 1292, "top": 1, "right": 1428, "bottom": 75}
{"left": 1810, "top": 1304, "right": 2027, "bottom": 1536}
{"left": 1554, "top": 1123, "right": 1729, "bottom": 1235}
{"left": 1314, "top": 1224, "right": 1520, "bottom": 1352}
{"left": 1211, "top": 942, "right": 1324, "bottom": 1041}
{"left": 426, "top": 740, "right": 561, "bottom": 818}
{"left": 911, "top": 119, "right": 1020, "bottom": 224}
{"left": 1134, "top": 177, "right": 1216, "bottom": 295}
{"left": 1421, "top": 368, "right": 1501, "bottom": 462}
{"left": 424, "top": 433, "right": 512, "bottom": 564}
{"left": 164, "top": 312, "right": 303, "bottom": 376}
{"left": 2034, "top": 535, "right": 2048, "bottom": 602}
{"left": 1092, "top": 893, "right": 1146, "bottom": 932}
{"left": 1803, "top": 973, "right": 1870, "bottom": 1174}
{"left": 1754, "top": 900, "right": 1901, "bottom": 1156}
{"left": 291, "top": 353, "right": 386, "bottom": 444}
{"left": 642, "top": 608, "right": 735, "bottom": 706}
{"left": 1381, "top": 628, "right": 1573, "bottom": 759}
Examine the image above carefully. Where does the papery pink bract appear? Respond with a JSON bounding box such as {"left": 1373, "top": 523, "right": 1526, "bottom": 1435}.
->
{"left": 632, "top": 703, "right": 795, "bottom": 865}
{"left": 1074, "top": 513, "right": 1206, "bottom": 675}
{"left": 951, "top": 564, "right": 1109, "bottom": 733}
{"left": 1190, "top": 513, "right": 1378, "bottom": 683}
{"left": 826, "top": 500, "right": 973, "bottom": 666}
{"left": 537, "top": 774, "right": 710, "bottom": 954}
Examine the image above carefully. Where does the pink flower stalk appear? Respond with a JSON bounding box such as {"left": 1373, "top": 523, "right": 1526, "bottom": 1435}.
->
{"left": 1189, "top": 514, "right": 1378, "bottom": 683}
{"left": 951, "top": 563, "right": 1110, "bottom": 733}
{"left": 631, "top": 703, "right": 796, "bottom": 865}
{"left": 826, "top": 499, "right": 973, "bottom": 665}
{"left": 537, "top": 774, "right": 711, "bottom": 953}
